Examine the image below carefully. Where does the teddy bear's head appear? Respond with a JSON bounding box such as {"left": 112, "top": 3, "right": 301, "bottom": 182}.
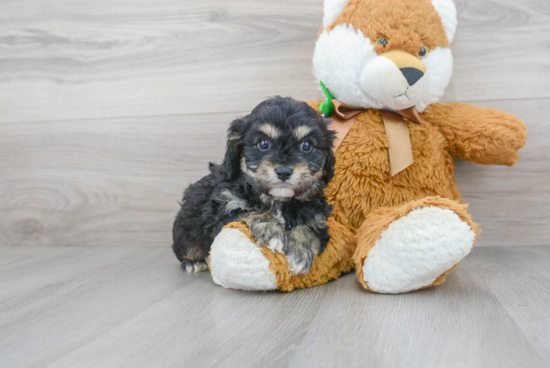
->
{"left": 313, "top": 0, "right": 457, "bottom": 112}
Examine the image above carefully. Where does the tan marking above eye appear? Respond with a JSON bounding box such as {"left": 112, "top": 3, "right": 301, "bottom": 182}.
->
{"left": 294, "top": 126, "right": 313, "bottom": 140}
{"left": 258, "top": 123, "right": 281, "bottom": 139}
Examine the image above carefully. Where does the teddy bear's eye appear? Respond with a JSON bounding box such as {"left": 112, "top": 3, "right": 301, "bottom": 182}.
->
{"left": 419, "top": 46, "right": 428, "bottom": 58}
{"left": 377, "top": 37, "right": 389, "bottom": 48}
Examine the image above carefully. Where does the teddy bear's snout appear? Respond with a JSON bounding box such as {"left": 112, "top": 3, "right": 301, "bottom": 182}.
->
{"left": 359, "top": 50, "right": 430, "bottom": 111}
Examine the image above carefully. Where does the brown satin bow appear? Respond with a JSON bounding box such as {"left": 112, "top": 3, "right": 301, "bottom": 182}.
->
{"left": 327, "top": 100, "right": 423, "bottom": 177}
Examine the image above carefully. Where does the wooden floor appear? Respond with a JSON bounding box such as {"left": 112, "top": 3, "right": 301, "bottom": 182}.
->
{"left": 1, "top": 0, "right": 550, "bottom": 367}
{"left": 0, "top": 246, "right": 548, "bottom": 367}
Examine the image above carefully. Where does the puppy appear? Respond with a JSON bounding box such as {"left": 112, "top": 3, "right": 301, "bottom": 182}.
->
{"left": 172, "top": 96, "right": 335, "bottom": 275}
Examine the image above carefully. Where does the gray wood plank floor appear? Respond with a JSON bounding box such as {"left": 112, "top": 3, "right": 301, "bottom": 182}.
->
{"left": 0, "top": 246, "right": 548, "bottom": 368}
{"left": 1, "top": 0, "right": 549, "bottom": 123}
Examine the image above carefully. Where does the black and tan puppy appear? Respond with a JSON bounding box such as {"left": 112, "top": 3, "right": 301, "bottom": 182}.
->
{"left": 172, "top": 96, "right": 335, "bottom": 275}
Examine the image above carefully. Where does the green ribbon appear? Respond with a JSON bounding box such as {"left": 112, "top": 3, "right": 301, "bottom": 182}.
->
{"left": 319, "top": 80, "right": 335, "bottom": 117}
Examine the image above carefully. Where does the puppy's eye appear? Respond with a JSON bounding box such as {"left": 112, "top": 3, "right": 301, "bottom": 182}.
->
{"left": 419, "top": 46, "right": 428, "bottom": 58}
{"left": 300, "top": 140, "right": 313, "bottom": 152}
{"left": 258, "top": 138, "right": 270, "bottom": 151}
{"left": 377, "top": 37, "right": 389, "bottom": 48}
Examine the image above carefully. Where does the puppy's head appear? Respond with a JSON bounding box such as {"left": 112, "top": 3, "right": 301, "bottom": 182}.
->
{"left": 224, "top": 96, "right": 335, "bottom": 200}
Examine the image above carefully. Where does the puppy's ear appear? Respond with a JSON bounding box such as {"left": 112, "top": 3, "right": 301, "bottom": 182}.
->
{"left": 322, "top": 146, "right": 336, "bottom": 185}
{"left": 224, "top": 140, "right": 240, "bottom": 181}
{"left": 322, "top": 126, "right": 337, "bottom": 185}
{"left": 224, "top": 116, "right": 249, "bottom": 181}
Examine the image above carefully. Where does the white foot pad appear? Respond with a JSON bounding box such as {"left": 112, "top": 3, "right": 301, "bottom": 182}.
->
{"left": 362, "top": 207, "right": 476, "bottom": 294}
{"left": 210, "top": 228, "right": 278, "bottom": 291}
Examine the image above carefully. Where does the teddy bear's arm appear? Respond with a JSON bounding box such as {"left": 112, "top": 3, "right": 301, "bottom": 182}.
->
{"left": 423, "top": 102, "right": 527, "bottom": 166}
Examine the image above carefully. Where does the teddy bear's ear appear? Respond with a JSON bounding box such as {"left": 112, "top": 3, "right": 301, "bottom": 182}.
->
{"left": 323, "top": 0, "right": 349, "bottom": 27}
{"left": 432, "top": 0, "right": 458, "bottom": 43}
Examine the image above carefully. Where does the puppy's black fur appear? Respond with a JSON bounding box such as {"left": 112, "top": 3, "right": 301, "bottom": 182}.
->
{"left": 172, "top": 96, "right": 335, "bottom": 275}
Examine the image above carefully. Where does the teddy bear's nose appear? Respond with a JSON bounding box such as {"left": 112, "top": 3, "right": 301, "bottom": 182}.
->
{"left": 400, "top": 67, "right": 424, "bottom": 86}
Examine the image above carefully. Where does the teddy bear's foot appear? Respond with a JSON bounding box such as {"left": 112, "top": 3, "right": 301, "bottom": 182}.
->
{"left": 210, "top": 224, "right": 278, "bottom": 291}
{"left": 355, "top": 197, "right": 480, "bottom": 294}
{"left": 209, "top": 219, "right": 356, "bottom": 292}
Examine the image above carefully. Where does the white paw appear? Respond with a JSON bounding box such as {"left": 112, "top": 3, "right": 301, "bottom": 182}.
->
{"left": 210, "top": 228, "right": 278, "bottom": 291}
{"left": 267, "top": 236, "right": 285, "bottom": 253}
{"left": 286, "top": 254, "right": 310, "bottom": 276}
{"left": 284, "top": 225, "right": 320, "bottom": 275}
{"left": 182, "top": 260, "right": 209, "bottom": 273}
{"left": 362, "top": 207, "right": 476, "bottom": 294}
{"left": 249, "top": 219, "right": 286, "bottom": 253}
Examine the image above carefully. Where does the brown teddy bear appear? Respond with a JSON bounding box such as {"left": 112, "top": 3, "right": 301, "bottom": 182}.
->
{"left": 208, "top": 0, "right": 527, "bottom": 293}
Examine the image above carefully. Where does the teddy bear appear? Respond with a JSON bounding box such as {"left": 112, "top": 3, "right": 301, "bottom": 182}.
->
{"left": 207, "top": 0, "right": 527, "bottom": 293}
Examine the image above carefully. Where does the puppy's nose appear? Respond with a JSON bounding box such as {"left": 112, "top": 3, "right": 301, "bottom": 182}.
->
{"left": 400, "top": 67, "right": 424, "bottom": 86}
{"left": 275, "top": 167, "right": 293, "bottom": 182}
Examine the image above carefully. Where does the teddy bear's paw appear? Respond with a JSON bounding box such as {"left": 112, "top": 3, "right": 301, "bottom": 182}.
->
{"left": 210, "top": 227, "right": 278, "bottom": 291}
{"left": 362, "top": 206, "right": 476, "bottom": 294}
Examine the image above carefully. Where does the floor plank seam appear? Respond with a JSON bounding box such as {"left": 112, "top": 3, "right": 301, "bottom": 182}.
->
{"left": 0, "top": 110, "right": 251, "bottom": 126}
{"left": 2, "top": 96, "right": 548, "bottom": 126}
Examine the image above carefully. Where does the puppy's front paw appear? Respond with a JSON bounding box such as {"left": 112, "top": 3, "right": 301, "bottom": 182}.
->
{"left": 286, "top": 248, "right": 314, "bottom": 275}
{"left": 181, "top": 259, "right": 209, "bottom": 273}
{"left": 285, "top": 226, "right": 321, "bottom": 275}
{"left": 249, "top": 220, "right": 286, "bottom": 253}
